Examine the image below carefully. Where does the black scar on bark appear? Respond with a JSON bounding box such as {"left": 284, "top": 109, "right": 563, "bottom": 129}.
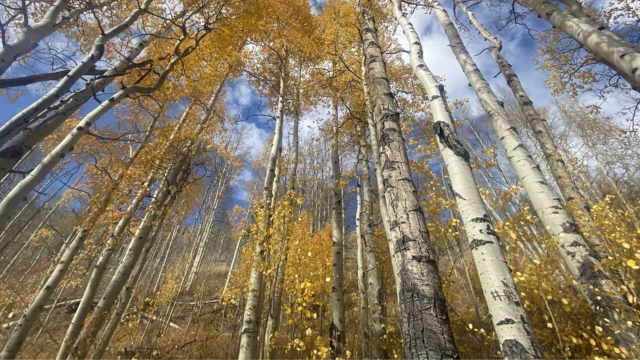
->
{"left": 433, "top": 121, "right": 470, "bottom": 162}
{"left": 470, "top": 214, "right": 490, "bottom": 223}
{"left": 480, "top": 225, "right": 497, "bottom": 237}
{"left": 0, "top": 145, "right": 24, "bottom": 160}
{"left": 502, "top": 339, "right": 532, "bottom": 359}
{"left": 560, "top": 220, "right": 578, "bottom": 234}
{"left": 497, "top": 318, "right": 515, "bottom": 325}
{"left": 470, "top": 238, "right": 494, "bottom": 250}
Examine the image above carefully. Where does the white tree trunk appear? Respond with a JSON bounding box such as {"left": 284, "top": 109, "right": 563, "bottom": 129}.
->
{"left": 0, "top": 0, "right": 95, "bottom": 76}
{"left": 329, "top": 99, "right": 345, "bottom": 359}
{"left": 516, "top": 0, "right": 640, "bottom": 91}
{"left": 361, "top": 7, "right": 459, "bottom": 358}
{"left": 432, "top": 0, "right": 638, "bottom": 351}
{"left": 355, "top": 170, "right": 370, "bottom": 359}
{"left": 238, "top": 60, "right": 286, "bottom": 360}
{"left": 359, "top": 137, "right": 385, "bottom": 360}
{"left": 392, "top": 2, "right": 540, "bottom": 357}
{"left": 456, "top": 2, "right": 608, "bottom": 259}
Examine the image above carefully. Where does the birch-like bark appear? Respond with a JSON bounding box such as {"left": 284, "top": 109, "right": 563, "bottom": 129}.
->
{"left": 329, "top": 99, "right": 345, "bottom": 359}
{"left": 360, "top": 56, "right": 393, "bottom": 247}
{"left": 0, "top": 29, "right": 160, "bottom": 178}
{"left": 0, "top": 0, "right": 97, "bottom": 76}
{"left": 355, "top": 169, "right": 370, "bottom": 359}
{"left": 515, "top": 0, "right": 640, "bottom": 91}
{"left": 0, "top": 229, "right": 86, "bottom": 359}
{"left": 433, "top": 1, "right": 638, "bottom": 351}
{"left": 238, "top": 60, "right": 286, "bottom": 360}
{"left": 360, "top": 136, "right": 386, "bottom": 360}
{"left": 0, "top": 0, "right": 153, "bottom": 147}
{"left": 392, "top": 3, "right": 540, "bottom": 357}
{"left": 361, "top": 7, "right": 459, "bottom": 358}
{"left": 456, "top": 2, "right": 607, "bottom": 259}
{"left": 263, "top": 96, "right": 300, "bottom": 360}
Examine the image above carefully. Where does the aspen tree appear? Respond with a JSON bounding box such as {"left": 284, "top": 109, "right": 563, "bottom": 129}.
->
{"left": 359, "top": 137, "right": 386, "bottom": 359}
{"left": 360, "top": 5, "right": 459, "bottom": 358}
{"left": 431, "top": 0, "right": 638, "bottom": 351}
{"left": 0, "top": 26, "right": 166, "bottom": 179}
{"left": 514, "top": 0, "right": 640, "bottom": 91}
{"left": 55, "top": 105, "right": 193, "bottom": 360}
{"left": 0, "top": 0, "right": 104, "bottom": 77}
{"left": 238, "top": 57, "right": 286, "bottom": 360}
{"left": 455, "top": 2, "right": 607, "bottom": 259}
{"left": 329, "top": 99, "right": 345, "bottom": 359}
{"left": 0, "top": 0, "right": 154, "bottom": 148}
{"left": 355, "top": 144, "right": 370, "bottom": 359}
{"left": 0, "top": 26, "right": 208, "bottom": 237}
{"left": 70, "top": 78, "right": 227, "bottom": 358}
{"left": 391, "top": 2, "right": 540, "bottom": 357}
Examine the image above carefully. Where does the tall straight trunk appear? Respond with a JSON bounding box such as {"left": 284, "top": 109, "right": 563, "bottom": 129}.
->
{"left": 263, "top": 94, "right": 300, "bottom": 360}
{"left": 360, "top": 56, "right": 393, "bottom": 246}
{"left": 0, "top": 230, "right": 86, "bottom": 359}
{"left": 0, "top": 0, "right": 153, "bottom": 147}
{"left": 360, "top": 136, "right": 386, "bottom": 360}
{"left": 360, "top": 7, "right": 459, "bottom": 358}
{"left": 456, "top": 2, "right": 607, "bottom": 259}
{"left": 515, "top": 0, "right": 640, "bottom": 91}
{"left": 0, "top": 0, "right": 94, "bottom": 76}
{"left": 355, "top": 163, "right": 370, "bottom": 359}
{"left": 432, "top": 0, "right": 638, "bottom": 351}
{"left": 0, "top": 29, "right": 160, "bottom": 178}
{"left": 329, "top": 99, "right": 345, "bottom": 359}
{"left": 392, "top": 2, "right": 540, "bottom": 357}
{"left": 238, "top": 60, "right": 286, "bottom": 360}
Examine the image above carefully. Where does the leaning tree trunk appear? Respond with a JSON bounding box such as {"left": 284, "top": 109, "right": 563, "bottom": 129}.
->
{"left": 392, "top": 2, "right": 541, "bottom": 357}
{"left": 0, "top": 229, "right": 87, "bottom": 359}
{"left": 0, "top": 0, "right": 96, "bottom": 76}
{"left": 238, "top": 59, "right": 286, "bottom": 360}
{"left": 329, "top": 99, "right": 345, "bottom": 359}
{"left": 432, "top": 0, "right": 638, "bottom": 352}
{"left": 515, "top": 0, "right": 640, "bottom": 91}
{"left": 69, "top": 78, "right": 226, "bottom": 359}
{"left": 0, "top": 27, "right": 163, "bottom": 179}
{"left": 0, "top": 37, "right": 200, "bottom": 237}
{"left": 360, "top": 6, "right": 459, "bottom": 359}
{"left": 91, "top": 192, "right": 178, "bottom": 359}
{"left": 456, "top": 1, "right": 608, "bottom": 259}
{"left": 0, "top": 0, "right": 153, "bottom": 148}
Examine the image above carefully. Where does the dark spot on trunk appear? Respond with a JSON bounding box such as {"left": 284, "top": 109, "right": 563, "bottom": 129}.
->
{"left": 497, "top": 318, "right": 515, "bottom": 325}
{"left": 433, "top": 121, "right": 470, "bottom": 161}
{"left": 560, "top": 220, "right": 577, "bottom": 234}
{"left": 502, "top": 339, "right": 532, "bottom": 359}
{"left": 470, "top": 214, "right": 490, "bottom": 223}
{"left": 470, "top": 238, "right": 494, "bottom": 250}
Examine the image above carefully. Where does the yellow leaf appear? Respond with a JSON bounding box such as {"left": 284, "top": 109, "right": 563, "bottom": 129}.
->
{"left": 627, "top": 259, "right": 637, "bottom": 267}
{"left": 547, "top": 323, "right": 553, "bottom": 329}
{"left": 590, "top": 338, "right": 596, "bottom": 346}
